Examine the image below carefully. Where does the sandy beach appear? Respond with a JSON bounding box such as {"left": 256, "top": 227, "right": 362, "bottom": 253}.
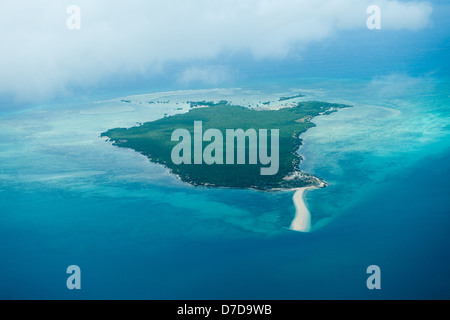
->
{"left": 290, "top": 187, "right": 316, "bottom": 232}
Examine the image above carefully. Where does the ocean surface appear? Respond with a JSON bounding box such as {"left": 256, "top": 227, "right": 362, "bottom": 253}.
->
{"left": 0, "top": 76, "right": 448, "bottom": 299}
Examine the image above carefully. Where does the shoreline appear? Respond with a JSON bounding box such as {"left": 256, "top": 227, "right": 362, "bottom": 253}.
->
{"left": 290, "top": 187, "right": 316, "bottom": 232}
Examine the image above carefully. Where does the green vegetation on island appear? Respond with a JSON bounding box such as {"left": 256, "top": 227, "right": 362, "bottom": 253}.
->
{"left": 188, "top": 100, "right": 228, "bottom": 108}
{"left": 279, "top": 94, "right": 305, "bottom": 101}
{"left": 101, "top": 101, "right": 351, "bottom": 190}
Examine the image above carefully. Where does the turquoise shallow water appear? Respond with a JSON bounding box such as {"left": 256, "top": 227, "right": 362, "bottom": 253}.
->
{"left": 0, "top": 76, "right": 449, "bottom": 299}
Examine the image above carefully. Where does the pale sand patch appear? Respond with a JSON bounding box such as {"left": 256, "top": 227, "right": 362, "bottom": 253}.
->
{"left": 290, "top": 187, "right": 316, "bottom": 232}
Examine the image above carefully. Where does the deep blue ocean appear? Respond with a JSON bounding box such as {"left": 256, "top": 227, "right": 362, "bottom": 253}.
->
{"left": 1, "top": 2, "right": 449, "bottom": 300}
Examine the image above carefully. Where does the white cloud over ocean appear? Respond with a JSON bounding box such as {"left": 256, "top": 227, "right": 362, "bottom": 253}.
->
{"left": 179, "top": 66, "right": 234, "bottom": 86}
{"left": 0, "top": 0, "right": 433, "bottom": 101}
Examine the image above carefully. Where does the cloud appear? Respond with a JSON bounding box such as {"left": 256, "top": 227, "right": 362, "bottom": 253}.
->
{"left": 0, "top": 0, "right": 433, "bottom": 102}
{"left": 179, "top": 66, "right": 233, "bottom": 85}
{"left": 382, "top": 1, "right": 433, "bottom": 30}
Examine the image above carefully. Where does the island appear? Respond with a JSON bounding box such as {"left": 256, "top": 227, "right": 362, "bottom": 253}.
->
{"left": 279, "top": 93, "right": 305, "bottom": 101}
{"left": 101, "top": 100, "right": 351, "bottom": 191}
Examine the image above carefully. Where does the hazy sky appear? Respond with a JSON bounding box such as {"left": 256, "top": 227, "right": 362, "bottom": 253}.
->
{"left": 0, "top": 0, "right": 438, "bottom": 104}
